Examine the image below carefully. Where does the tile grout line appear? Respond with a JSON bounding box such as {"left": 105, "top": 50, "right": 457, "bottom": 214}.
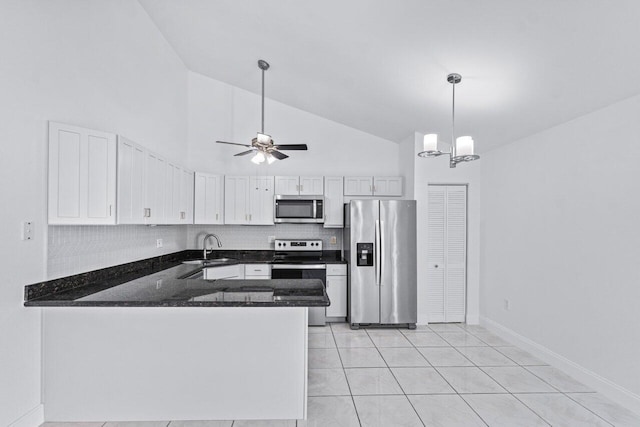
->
{"left": 329, "top": 324, "right": 364, "bottom": 427}
{"left": 365, "top": 327, "right": 426, "bottom": 427}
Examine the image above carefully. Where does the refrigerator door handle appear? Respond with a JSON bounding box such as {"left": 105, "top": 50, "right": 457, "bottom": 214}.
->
{"left": 379, "top": 220, "right": 384, "bottom": 285}
{"left": 375, "top": 219, "right": 381, "bottom": 286}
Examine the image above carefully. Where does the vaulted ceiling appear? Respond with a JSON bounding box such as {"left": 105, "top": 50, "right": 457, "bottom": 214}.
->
{"left": 139, "top": 0, "right": 640, "bottom": 151}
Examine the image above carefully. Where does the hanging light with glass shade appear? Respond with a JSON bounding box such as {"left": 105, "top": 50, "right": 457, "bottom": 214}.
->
{"left": 418, "top": 73, "right": 480, "bottom": 168}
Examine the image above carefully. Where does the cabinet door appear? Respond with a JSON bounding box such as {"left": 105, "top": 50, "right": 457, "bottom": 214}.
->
{"left": 194, "top": 173, "right": 224, "bottom": 224}
{"left": 117, "top": 137, "right": 146, "bottom": 224}
{"left": 344, "top": 176, "right": 373, "bottom": 196}
{"left": 323, "top": 176, "right": 344, "bottom": 228}
{"left": 163, "top": 162, "right": 181, "bottom": 224}
{"left": 144, "top": 152, "right": 165, "bottom": 224}
{"left": 224, "top": 176, "right": 250, "bottom": 224}
{"left": 204, "top": 264, "right": 245, "bottom": 280}
{"left": 373, "top": 177, "right": 403, "bottom": 197}
{"left": 326, "top": 275, "right": 347, "bottom": 317}
{"left": 299, "top": 176, "right": 324, "bottom": 195}
{"left": 180, "top": 169, "right": 194, "bottom": 224}
{"left": 274, "top": 176, "right": 299, "bottom": 195}
{"left": 249, "top": 176, "right": 274, "bottom": 224}
{"left": 48, "top": 122, "right": 116, "bottom": 225}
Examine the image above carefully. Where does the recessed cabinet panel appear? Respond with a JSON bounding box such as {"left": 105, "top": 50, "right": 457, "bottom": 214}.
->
{"left": 344, "top": 176, "right": 373, "bottom": 196}
{"left": 145, "top": 152, "right": 166, "bottom": 224}
{"left": 299, "top": 176, "right": 324, "bottom": 195}
{"left": 323, "top": 176, "right": 344, "bottom": 228}
{"left": 274, "top": 176, "right": 299, "bottom": 195}
{"left": 224, "top": 176, "right": 250, "bottom": 224}
{"left": 373, "top": 177, "right": 403, "bottom": 197}
{"left": 249, "top": 176, "right": 275, "bottom": 225}
{"left": 48, "top": 122, "right": 116, "bottom": 225}
{"left": 194, "top": 173, "right": 223, "bottom": 224}
{"left": 117, "top": 137, "right": 146, "bottom": 224}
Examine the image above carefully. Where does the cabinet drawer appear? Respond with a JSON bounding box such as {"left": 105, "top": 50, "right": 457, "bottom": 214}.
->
{"left": 326, "top": 264, "right": 347, "bottom": 276}
{"left": 245, "top": 264, "right": 271, "bottom": 276}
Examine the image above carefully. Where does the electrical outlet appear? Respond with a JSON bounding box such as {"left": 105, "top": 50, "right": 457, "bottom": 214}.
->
{"left": 21, "top": 221, "right": 33, "bottom": 241}
{"left": 330, "top": 236, "right": 337, "bottom": 245}
{"left": 268, "top": 235, "right": 275, "bottom": 243}
{"left": 156, "top": 239, "right": 163, "bottom": 248}
{"left": 504, "top": 299, "right": 510, "bottom": 310}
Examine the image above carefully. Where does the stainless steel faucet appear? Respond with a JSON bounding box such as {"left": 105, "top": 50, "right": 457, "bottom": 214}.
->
{"left": 203, "top": 233, "right": 222, "bottom": 259}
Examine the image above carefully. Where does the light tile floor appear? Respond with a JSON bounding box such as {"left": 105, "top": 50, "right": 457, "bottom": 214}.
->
{"left": 42, "top": 323, "right": 640, "bottom": 427}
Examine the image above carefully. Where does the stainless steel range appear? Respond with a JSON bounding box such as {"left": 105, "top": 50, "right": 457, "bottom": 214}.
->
{"left": 271, "top": 239, "right": 326, "bottom": 326}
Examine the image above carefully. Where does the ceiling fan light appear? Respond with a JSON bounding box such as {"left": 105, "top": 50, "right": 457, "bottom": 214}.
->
{"left": 266, "top": 153, "right": 276, "bottom": 164}
{"left": 257, "top": 133, "right": 271, "bottom": 144}
{"left": 455, "top": 136, "right": 475, "bottom": 157}
{"left": 251, "top": 152, "right": 266, "bottom": 164}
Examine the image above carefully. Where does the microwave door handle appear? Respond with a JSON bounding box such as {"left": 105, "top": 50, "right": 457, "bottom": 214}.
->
{"left": 313, "top": 200, "right": 317, "bottom": 219}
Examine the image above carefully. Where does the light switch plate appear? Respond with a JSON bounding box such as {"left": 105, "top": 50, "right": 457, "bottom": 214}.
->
{"left": 22, "top": 221, "right": 33, "bottom": 241}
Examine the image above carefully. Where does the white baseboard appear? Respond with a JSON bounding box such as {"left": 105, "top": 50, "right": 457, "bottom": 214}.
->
{"left": 480, "top": 316, "right": 640, "bottom": 417}
{"left": 465, "top": 312, "right": 480, "bottom": 325}
{"left": 8, "top": 405, "right": 44, "bottom": 427}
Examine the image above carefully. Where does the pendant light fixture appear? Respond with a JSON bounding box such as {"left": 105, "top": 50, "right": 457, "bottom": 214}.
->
{"left": 418, "top": 73, "right": 480, "bottom": 168}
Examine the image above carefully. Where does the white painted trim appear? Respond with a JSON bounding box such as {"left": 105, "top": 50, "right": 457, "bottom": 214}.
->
{"left": 465, "top": 313, "right": 480, "bottom": 325}
{"left": 8, "top": 405, "right": 44, "bottom": 427}
{"left": 481, "top": 316, "right": 640, "bottom": 416}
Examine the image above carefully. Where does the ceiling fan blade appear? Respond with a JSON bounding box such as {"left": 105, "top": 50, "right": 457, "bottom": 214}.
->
{"left": 216, "top": 140, "right": 252, "bottom": 147}
{"left": 273, "top": 144, "right": 308, "bottom": 151}
{"left": 234, "top": 149, "right": 256, "bottom": 157}
{"left": 269, "top": 150, "right": 289, "bottom": 160}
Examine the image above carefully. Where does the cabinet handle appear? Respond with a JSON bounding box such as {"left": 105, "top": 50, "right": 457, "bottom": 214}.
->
{"left": 249, "top": 214, "right": 252, "bottom": 221}
{"left": 369, "top": 185, "right": 372, "bottom": 192}
{"left": 216, "top": 213, "right": 218, "bottom": 220}
{"left": 180, "top": 211, "right": 185, "bottom": 219}
{"left": 109, "top": 205, "right": 112, "bottom": 217}
{"left": 300, "top": 184, "right": 304, "bottom": 192}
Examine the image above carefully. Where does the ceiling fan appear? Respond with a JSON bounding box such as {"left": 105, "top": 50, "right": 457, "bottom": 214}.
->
{"left": 216, "top": 59, "right": 308, "bottom": 164}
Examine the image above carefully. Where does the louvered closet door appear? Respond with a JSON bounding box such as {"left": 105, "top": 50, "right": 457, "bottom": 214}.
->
{"left": 427, "top": 185, "right": 467, "bottom": 323}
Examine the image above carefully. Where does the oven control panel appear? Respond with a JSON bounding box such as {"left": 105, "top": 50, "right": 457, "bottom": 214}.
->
{"left": 275, "top": 239, "right": 323, "bottom": 251}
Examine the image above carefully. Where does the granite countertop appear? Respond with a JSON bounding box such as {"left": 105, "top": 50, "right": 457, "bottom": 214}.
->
{"left": 24, "top": 249, "right": 343, "bottom": 308}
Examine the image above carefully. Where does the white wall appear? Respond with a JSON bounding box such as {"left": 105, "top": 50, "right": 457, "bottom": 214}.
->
{"left": 480, "top": 94, "right": 640, "bottom": 405}
{"left": 0, "top": 1, "right": 188, "bottom": 425}
{"left": 187, "top": 71, "right": 400, "bottom": 176}
{"left": 405, "top": 133, "right": 482, "bottom": 325}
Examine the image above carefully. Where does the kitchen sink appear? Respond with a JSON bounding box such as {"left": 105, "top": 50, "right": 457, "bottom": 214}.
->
{"left": 181, "top": 257, "right": 237, "bottom": 266}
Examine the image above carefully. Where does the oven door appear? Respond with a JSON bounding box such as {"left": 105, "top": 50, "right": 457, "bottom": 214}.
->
{"left": 271, "top": 264, "right": 327, "bottom": 326}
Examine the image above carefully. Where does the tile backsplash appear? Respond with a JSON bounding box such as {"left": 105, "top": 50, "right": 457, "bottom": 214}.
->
{"left": 47, "top": 223, "right": 343, "bottom": 278}
{"left": 188, "top": 224, "right": 343, "bottom": 251}
{"left": 47, "top": 225, "right": 187, "bottom": 279}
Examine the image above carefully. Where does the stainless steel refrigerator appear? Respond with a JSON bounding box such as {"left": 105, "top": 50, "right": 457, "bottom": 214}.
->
{"left": 344, "top": 200, "right": 417, "bottom": 329}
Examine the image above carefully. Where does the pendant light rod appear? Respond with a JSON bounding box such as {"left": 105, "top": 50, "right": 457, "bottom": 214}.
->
{"left": 258, "top": 59, "right": 270, "bottom": 134}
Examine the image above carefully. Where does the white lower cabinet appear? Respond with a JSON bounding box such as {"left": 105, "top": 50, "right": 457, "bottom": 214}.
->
{"left": 48, "top": 122, "right": 117, "bottom": 225}
{"left": 244, "top": 264, "right": 271, "bottom": 280}
{"left": 326, "top": 264, "right": 347, "bottom": 318}
{"left": 204, "top": 264, "right": 245, "bottom": 280}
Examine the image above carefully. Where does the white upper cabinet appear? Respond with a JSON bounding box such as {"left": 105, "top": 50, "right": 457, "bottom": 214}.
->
{"left": 274, "top": 176, "right": 299, "bottom": 195}
{"left": 117, "top": 136, "right": 146, "bottom": 224}
{"left": 274, "top": 176, "right": 323, "bottom": 195}
{"left": 249, "top": 176, "right": 275, "bottom": 225}
{"left": 164, "top": 163, "right": 194, "bottom": 225}
{"left": 194, "top": 173, "right": 224, "bottom": 224}
{"left": 344, "top": 176, "right": 373, "bottom": 196}
{"left": 373, "top": 177, "right": 403, "bottom": 196}
{"left": 299, "top": 176, "right": 324, "bottom": 195}
{"left": 344, "top": 176, "right": 403, "bottom": 196}
{"left": 48, "top": 122, "right": 117, "bottom": 225}
{"left": 323, "top": 176, "right": 344, "bottom": 228}
{"left": 144, "top": 151, "right": 166, "bottom": 224}
{"left": 224, "top": 176, "right": 274, "bottom": 225}
{"left": 224, "top": 176, "right": 251, "bottom": 224}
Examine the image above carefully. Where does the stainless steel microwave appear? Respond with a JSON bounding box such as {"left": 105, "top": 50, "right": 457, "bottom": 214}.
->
{"left": 274, "top": 195, "right": 324, "bottom": 223}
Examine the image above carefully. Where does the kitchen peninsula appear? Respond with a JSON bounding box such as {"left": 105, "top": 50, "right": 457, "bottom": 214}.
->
{"left": 24, "top": 251, "right": 330, "bottom": 422}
